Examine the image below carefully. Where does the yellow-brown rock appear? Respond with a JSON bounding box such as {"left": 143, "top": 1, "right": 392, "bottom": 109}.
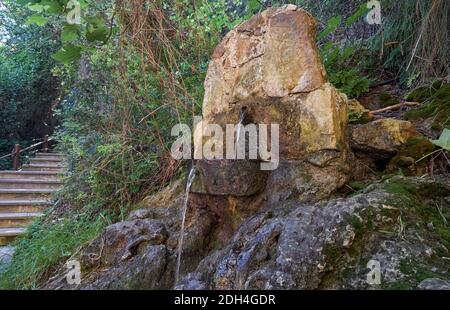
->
{"left": 351, "top": 118, "right": 419, "bottom": 157}
{"left": 195, "top": 5, "right": 351, "bottom": 198}
{"left": 347, "top": 98, "right": 374, "bottom": 124}
{"left": 202, "top": 6, "right": 349, "bottom": 162}
{"left": 203, "top": 5, "right": 327, "bottom": 119}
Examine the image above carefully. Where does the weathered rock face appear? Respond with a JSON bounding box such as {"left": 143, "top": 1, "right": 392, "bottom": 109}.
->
{"left": 190, "top": 160, "right": 268, "bottom": 197}
{"left": 43, "top": 180, "right": 265, "bottom": 290}
{"left": 45, "top": 176, "right": 450, "bottom": 290}
{"left": 418, "top": 279, "right": 450, "bottom": 290}
{"left": 203, "top": 4, "right": 326, "bottom": 117}
{"left": 0, "top": 247, "right": 15, "bottom": 273}
{"left": 261, "top": 160, "right": 350, "bottom": 205}
{"left": 193, "top": 5, "right": 350, "bottom": 198}
{"left": 202, "top": 5, "right": 347, "bottom": 160}
{"left": 178, "top": 177, "right": 450, "bottom": 290}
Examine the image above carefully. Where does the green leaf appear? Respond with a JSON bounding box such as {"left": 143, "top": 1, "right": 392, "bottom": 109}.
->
{"left": 51, "top": 44, "right": 82, "bottom": 64}
{"left": 40, "top": 0, "right": 64, "bottom": 14}
{"left": 61, "top": 24, "right": 81, "bottom": 43}
{"left": 85, "top": 16, "right": 109, "bottom": 43}
{"left": 79, "top": 0, "right": 89, "bottom": 9}
{"left": 317, "top": 16, "right": 341, "bottom": 41}
{"left": 430, "top": 129, "right": 450, "bottom": 151}
{"left": 28, "top": 3, "right": 45, "bottom": 13}
{"left": 322, "top": 41, "right": 334, "bottom": 53}
{"left": 26, "top": 14, "right": 49, "bottom": 26}
{"left": 247, "top": 0, "right": 261, "bottom": 12}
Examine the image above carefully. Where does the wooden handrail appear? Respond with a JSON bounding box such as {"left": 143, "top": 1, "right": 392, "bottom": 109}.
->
{"left": 0, "top": 135, "right": 55, "bottom": 169}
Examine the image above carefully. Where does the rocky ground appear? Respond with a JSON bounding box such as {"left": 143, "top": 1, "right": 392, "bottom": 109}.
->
{"left": 42, "top": 175, "right": 450, "bottom": 290}
{"left": 0, "top": 247, "right": 15, "bottom": 274}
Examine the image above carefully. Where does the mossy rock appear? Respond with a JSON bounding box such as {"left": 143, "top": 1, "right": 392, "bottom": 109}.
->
{"left": 386, "top": 281, "right": 413, "bottom": 290}
{"left": 348, "top": 99, "right": 374, "bottom": 124}
{"left": 383, "top": 177, "right": 450, "bottom": 251}
{"left": 399, "top": 258, "right": 450, "bottom": 287}
{"left": 349, "top": 111, "right": 374, "bottom": 124}
{"left": 386, "top": 136, "right": 436, "bottom": 175}
{"left": 335, "top": 176, "right": 450, "bottom": 290}
{"left": 348, "top": 181, "right": 368, "bottom": 191}
{"left": 405, "top": 82, "right": 450, "bottom": 130}
{"left": 382, "top": 177, "right": 450, "bottom": 268}
{"left": 401, "top": 136, "right": 436, "bottom": 159}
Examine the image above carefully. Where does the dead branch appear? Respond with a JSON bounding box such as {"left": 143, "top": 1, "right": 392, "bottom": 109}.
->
{"left": 370, "top": 102, "right": 420, "bottom": 115}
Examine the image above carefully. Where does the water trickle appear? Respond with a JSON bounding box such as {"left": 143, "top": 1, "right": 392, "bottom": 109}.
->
{"left": 175, "top": 165, "right": 197, "bottom": 285}
{"left": 235, "top": 107, "right": 247, "bottom": 157}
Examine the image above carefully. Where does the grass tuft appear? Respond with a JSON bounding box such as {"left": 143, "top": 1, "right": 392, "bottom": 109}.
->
{"left": 0, "top": 211, "right": 107, "bottom": 290}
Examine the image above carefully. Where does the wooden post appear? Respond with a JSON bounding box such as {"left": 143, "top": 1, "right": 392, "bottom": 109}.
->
{"left": 43, "top": 135, "right": 49, "bottom": 153}
{"left": 13, "top": 144, "right": 20, "bottom": 170}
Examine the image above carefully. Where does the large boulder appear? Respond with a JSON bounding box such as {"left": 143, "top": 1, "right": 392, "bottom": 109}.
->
{"left": 193, "top": 5, "right": 350, "bottom": 198}
{"left": 202, "top": 5, "right": 347, "bottom": 161}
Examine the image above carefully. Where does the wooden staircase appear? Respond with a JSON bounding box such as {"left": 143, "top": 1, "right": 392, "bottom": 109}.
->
{"left": 0, "top": 152, "right": 66, "bottom": 245}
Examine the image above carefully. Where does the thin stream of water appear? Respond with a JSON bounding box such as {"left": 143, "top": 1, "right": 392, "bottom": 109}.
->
{"left": 176, "top": 109, "right": 246, "bottom": 284}
{"left": 175, "top": 165, "right": 197, "bottom": 285}
{"left": 235, "top": 110, "right": 246, "bottom": 157}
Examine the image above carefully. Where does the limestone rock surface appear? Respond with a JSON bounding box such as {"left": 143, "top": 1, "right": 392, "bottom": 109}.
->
{"left": 196, "top": 5, "right": 351, "bottom": 198}
{"left": 351, "top": 119, "right": 419, "bottom": 157}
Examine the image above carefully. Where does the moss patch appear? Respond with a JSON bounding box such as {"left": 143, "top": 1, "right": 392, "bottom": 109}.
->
{"left": 385, "top": 281, "right": 413, "bottom": 290}
{"left": 387, "top": 178, "right": 450, "bottom": 288}
{"left": 406, "top": 80, "right": 444, "bottom": 102}
{"left": 405, "top": 82, "right": 450, "bottom": 131}
{"left": 348, "top": 99, "right": 374, "bottom": 124}
{"left": 386, "top": 136, "right": 436, "bottom": 175}
{"left": 348, "top": 181, "right": 368, "bottom": 192}
{"left": 383, "top": 178, "right": 416, "bottom": 197}
{"left": 322, "top": 177, "right": 449, "bottom": 290}
{"left": 379, "top": 93, "right": 400, "bottom": 107}
{"left": 399, "top": 259, "right": 450, "bottom": 284}
{"left": 384, "top": 177, "right": 450, "bottom": 253}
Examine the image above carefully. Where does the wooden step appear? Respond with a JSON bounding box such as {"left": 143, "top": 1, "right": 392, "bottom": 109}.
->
{"left": 0, "top": 179, "right": 63, "bottom": 190}
{"left": 35, "top": 153, "right": 64, "bottom": 158}
{"left": 0, "top": 171, "right": 63, "bottom": 181}
{"left": 21, "top": 164, "right": 66, "bottom": 172}
{"left": 0, "top": 200, "right": 51, "bottom": 213}
{"left": 0, "top": 212, "right": 42, "bottom": 228}
{"left": 0, "top": 189, "right": 57, "bottom": 200}
{"left": 0, "top": 151, "right": 65, "bottom": 246}
{"left": 0, "top": 228, "right": 26, "bottom": 245}
{"left": 32, "top": 156, "right": 65, "bottom": 161}
{"left": 29, "top": 158, "right": 66, "bottom": 166}
{"left": 23, "top": 163, "right": 67, "bottom": 168}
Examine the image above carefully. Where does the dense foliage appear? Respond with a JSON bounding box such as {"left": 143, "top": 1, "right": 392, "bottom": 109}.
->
{"left": 0, "top": 2, "right": 60, "bottom": 169}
